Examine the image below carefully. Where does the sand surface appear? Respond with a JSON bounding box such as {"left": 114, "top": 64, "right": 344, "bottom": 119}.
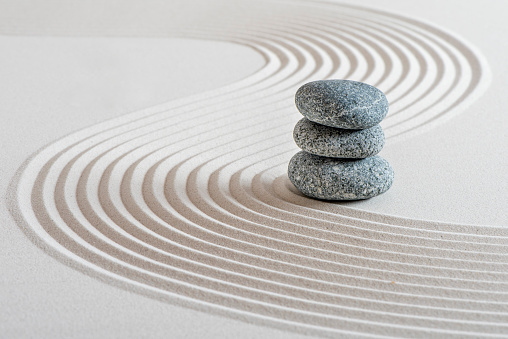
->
{"left": 2, "top": 0, "right": 508, "bottom": 337}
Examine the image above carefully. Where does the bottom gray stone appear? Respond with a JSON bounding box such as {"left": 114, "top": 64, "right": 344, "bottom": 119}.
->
{"left": 288, "top": 151, "right": 394, "bottom": 200}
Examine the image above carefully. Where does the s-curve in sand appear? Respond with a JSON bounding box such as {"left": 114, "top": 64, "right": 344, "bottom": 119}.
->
{"left": 3, "top": 0, "right": 508, "bottom": 338}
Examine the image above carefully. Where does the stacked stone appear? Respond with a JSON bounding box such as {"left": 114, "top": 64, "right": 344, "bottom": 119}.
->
{"left": 288, "top": 80, "right": 394, "bottom": 200}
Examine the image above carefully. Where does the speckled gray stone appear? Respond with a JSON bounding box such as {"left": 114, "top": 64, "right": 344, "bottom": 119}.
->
{"left": 288, "top": 151, "right": 394, "bottom": 200}
{"left": 295, "top": 80, "right": 389, "bottom": 129}
{"left": 293, "top": 118, "right": 385, "bottom": 158}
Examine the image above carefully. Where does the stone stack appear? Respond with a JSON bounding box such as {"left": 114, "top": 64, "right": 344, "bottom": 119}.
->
{"left": 288, "top": 80, "right": 394, "bottom": 200}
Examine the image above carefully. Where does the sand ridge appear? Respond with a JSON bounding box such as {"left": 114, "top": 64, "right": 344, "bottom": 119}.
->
{"left": 8, "top": 0, "right": 502, "bottom": 337}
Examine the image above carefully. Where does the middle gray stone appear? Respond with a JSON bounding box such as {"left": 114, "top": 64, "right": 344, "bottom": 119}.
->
{"left": 293, "top": 118, "right": 385, "bottom": 158}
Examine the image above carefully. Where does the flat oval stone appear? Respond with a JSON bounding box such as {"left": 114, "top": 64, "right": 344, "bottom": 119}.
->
{"left": 293, "top": 118, "right": 384, "bottom": 158}
{"left": 288, "top": 151, "right": 394, "bottom": 200}
{"left": 295, "top": 80, "right": 389, "bottom": 129}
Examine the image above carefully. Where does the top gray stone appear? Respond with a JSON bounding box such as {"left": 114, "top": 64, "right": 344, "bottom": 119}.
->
{"left": 295, "top": 79, "right": 389, "bottom": 129}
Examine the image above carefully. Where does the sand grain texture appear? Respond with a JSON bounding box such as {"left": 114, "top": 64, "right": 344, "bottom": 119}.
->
{"left": 4, "top": 0, "right": 508, "bottom": 338}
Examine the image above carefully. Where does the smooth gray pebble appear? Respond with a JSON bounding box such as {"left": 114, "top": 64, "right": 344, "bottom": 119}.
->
{"left": 293, "top": 118, "right": 385, "bottom": 158}
{"left": 288, "top": 151, "right": 394, "bottom": 200}
{"left": 295, "top": 79, "right": 388, "bottom": 129}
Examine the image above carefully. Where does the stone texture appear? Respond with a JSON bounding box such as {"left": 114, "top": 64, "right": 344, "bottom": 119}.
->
{"left": 288, "top": 151, "right": 394, "bottom": 200}
{"left": 295, "top": 79, "right": 389, "bottom": 129}
{"left": 293, "top": 118, "right": 385, "bottom": 158}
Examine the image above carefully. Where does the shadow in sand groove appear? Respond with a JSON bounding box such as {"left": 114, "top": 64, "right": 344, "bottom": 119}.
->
{"left": 9, "top": 1, "right": 501, "bottom": 337}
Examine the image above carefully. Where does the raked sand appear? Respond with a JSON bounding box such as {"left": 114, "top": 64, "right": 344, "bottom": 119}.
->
{"left": 2, "top": 0, "right": 508, "bottom": 337}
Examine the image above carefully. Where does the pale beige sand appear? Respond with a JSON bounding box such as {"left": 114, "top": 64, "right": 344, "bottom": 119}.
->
{"left": 2, "top": 0, "right": 508, "bottom": 338}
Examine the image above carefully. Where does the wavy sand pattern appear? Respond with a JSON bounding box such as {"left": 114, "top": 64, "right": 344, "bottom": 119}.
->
{"left": 9, "top": 0, "right": 504, "bottom": 337}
